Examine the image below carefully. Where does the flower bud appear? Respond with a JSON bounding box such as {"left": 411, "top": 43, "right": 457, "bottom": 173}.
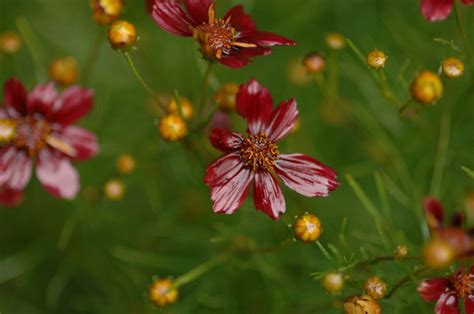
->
{"left": 158, "top": 114, "right": 187, "bottom": 141}
{"left": 214, "top": 83, "right": 239, "bottom": 112}
{"left": 116, "top": 154, "right": 136, "bottom": 174}
{"left": 344, "top": 295, "right": 381, "bottom": 314}
{"left": 104, "top": 178, "right": 125, "bottom": 200}
{"left": 0, "top": 119, "right": 16, "bottom": 142}
{"left": 149, "top": 278, "right": 178, "bottom": 307}
{"left": 442, "top": 57, "right": 464, "bottom": 79}
{"left": 0, "top": 31, "right": 21, "bottom": 54}
{"left": 364, "top": 277, "right": 387, "bottom": 300}
{"left": 366, "top": 49, "right": 388, "bottom": 69}
{"left": 287, "top": 59, "right": 312, "bottom": 87}
{"left": 49, "top": 57, "right": 78, "bottom": 86}
{"left": 293, "top": 213, "right": 322, "bottom": 243}
{"left": 167, "top": 97, "right": 194, "bottom": 120}
{"left": 321, "top": 272, "right": 344, "bottom": 293}
{"left": 90, "top": 0, "right": 123, "bottom": 25}
{"left": 411, "top": 71, "right": 443, "bottom": 105}
{"left": 303, "top": 52, "right": 326, "bottom": 74}
{"left": 108, "top": 20, "right": 137, "bottom": 51}
{"left": 325, "top": 33, "right": 346, "bottom": 50}
{"left": 394, "top": 244, "right": 408, "bottom": 260}
{"left": 423, "top": 238, "right": 454, "bottom": 269}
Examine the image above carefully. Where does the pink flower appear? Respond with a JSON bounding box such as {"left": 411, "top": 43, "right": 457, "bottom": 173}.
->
{"left": 204, "top": 79, "right": 339, "bottom": 220}
{"left": 150, "top": 0, "right": 295, "bottom": 68}
{"left": 0, "top": 78, "right": 99, "bottom": 200}
{"left": 421, "top": 0, "right": 474, "bottom": 22}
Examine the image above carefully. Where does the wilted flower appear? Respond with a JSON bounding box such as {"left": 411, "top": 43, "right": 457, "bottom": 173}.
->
{"left": 344, "top": 295, "right": 381, "bottom": 314}
{"left": 294, "top": 213, "right": 322, "bottom": 242}
{"left": 442, "top": 57, "right": 464, "bottom": 79}
{"left": 0, "top": 78, "right": 98, "bottom": 199}
{"left": 150, "top": 0, "right": 295, "bottom": 68}
{"left": 421, "top": 0, "right": 474, "bottom": 22}
{"left": 418, "top": 266, "right": 474, "bottom": 313}
{"left": 322, "top": 272, "right": 345, "bottom": 294}
{"left": 158, "top": 114, "right": 187, "bottom": 141}
{"left": 49, "top": 57, "right": 79, "bottom": 86}
{"left": 108, "top": 20, "right": 137, "bottom": 51}
{"left": 0, "top": 31, "right": 21, "bottom": 54}
{"left": 104, "top": 178, "right": 125, "bottom": 200}
{"left": 205, "top": 79, "right": 339, "bottom": 219}
{"left": 149, "top": 278, "right": 179, "bottom": 307}
{"left": 364, "top": 277, "right": 387, "bottom": 300}
{"left": 90, "top": 0, "right": 123, "bottom": 25}
{"left": 366, "top": 49, "right": 387, "bottom": 69}
{"left": 411, "top": 71, "right": 443, "bottom": 105}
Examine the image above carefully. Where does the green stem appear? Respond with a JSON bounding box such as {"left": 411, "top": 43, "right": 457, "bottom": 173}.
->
{"left": 386, "top": 266, "right": 428, "bottom": 298}
{"left": 173, "top": 253, "right": 227, "bottom": 289}
{"left": 454, "top": 2, "right": 473, "bottom": 68}
{"left": 346, "top": 38, "right": 366, "bottom": 65}
{"left": 430, "top": 111, "right": 451, "bottom": 196}
{"left": 123, "top": 51, "right": 166, "bottom": 113}
{"left": 198, "top": 61, "right": 214, "bottom": 119}
{"left": 81, "top": 28, "right": 103, "bottom": 86}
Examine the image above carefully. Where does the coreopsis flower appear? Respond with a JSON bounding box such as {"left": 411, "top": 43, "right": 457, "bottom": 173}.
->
{"left": 0, "top": 78, "right": 99, "bottom": 199}
{"left": 294, "top": 213, "right": 322, "bottom": 242}
{"left": 149, "top": 278, "right": 179, "bottom": 307}
{"left": 204, "top": 79, "right": 339, "bottom": 219}
{"left": 150, "top": 0, "right": 295, "bottom": 68}
{"left": 411, "top": 71, "right": 443, "bottom": 105}
{"left": 0, "top": 187, "right": 23, "bottom": 207}
{"left": 418, "top": 266, "right": 474, "bottom": 313}
{"left": 366, "top": 49, "right": 387, "bottom": 69}
{"left": 421, "top": 0, "right": 474, "bottom": 22}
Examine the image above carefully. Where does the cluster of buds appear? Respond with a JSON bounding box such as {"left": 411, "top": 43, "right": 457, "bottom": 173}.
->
{"left": 103, "top": 153, "right": 136, "bottom": 201}
{"left": 158, "top": 96, "right": 194, "bottom": 142}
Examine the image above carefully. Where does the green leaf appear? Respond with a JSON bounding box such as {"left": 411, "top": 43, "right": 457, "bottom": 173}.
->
{"left": 462, "top": 166, "right": 474, "bottom": 179}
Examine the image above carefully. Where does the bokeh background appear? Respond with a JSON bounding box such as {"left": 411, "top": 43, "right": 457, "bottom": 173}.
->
{"left": 1, "top": 0, "right": 474, "bottom": 313}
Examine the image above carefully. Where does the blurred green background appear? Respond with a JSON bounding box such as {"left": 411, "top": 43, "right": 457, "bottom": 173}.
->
{"left": 1, "top": 0, "right": 474, "bottom": 313}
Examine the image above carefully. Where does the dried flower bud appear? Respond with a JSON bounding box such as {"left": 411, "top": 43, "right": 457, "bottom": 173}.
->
{"left": 158, "top": 114, "right": 187, "bottom": 141}
{"left": 214, "top": 83, "right": 239, "bottom": 112}
{"left": 423, "top": 238, "right": 454, "bottom": 269}
{"left": 303, "top": 52, "right": 326, "bottom": 74}
{"left": 293, "top": 213, "right": 322, "bottom": 243}
{"left": 0, "top": 31, "right": 21, "bottom": 54}
{"left": 108, "top": 20, "right": 137, "bottom": 51}
{"left": 394, "top": 244, "right": 408, "bottom": 260}
{"left": 149, "top": 278, "right": 178, "bottom": 307}
{"left": 344, "top": 295, "right": 381, "bottom": 314}
{"left": 366, "top": 50, "right": 388, "bottom": 69}
{"left": 104, "top": 178, "right": 125, "bottom": 200}
{"left": 0, "top": 119, "right": 16, "bottom": 142}
{"left": 90, "top": 0, "right": 123, "bottom": 25}
{"left": 442, "top": 57, "right": 464, "bottom": 79}
{"left": 167, "top": 97, "right": 194, "bottom": 120}
{"left": 116, "top": 154, "right": 136, "bottom": 174}
{"left": 322, "top": 272, "right": 344, "bottom": 293}
{"left": 325, "top": 33, "right": 346, "bottom": 50}
{"left": 364, "top": 277, "right": 387, "bottom": 300}
{"left": 49, "top": 57, "right": 78, "bottom": 86}
{"left": 411, "top": 71, "right": 443, "bottom": 105}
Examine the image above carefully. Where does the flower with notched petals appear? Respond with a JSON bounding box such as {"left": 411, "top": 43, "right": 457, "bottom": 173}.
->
{"left": 204, "top": 79, "right": 339, "bottom": 220}
{"left": 150, "top": 0, "right": 295, "bottom": 68}
{"left": 0, "top": 78, "right": 99, "bottom": 200}
{"left": 421, "top": 0, "right": 474, "bottom": 22}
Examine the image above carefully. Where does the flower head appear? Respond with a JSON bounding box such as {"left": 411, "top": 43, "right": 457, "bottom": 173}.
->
{"left": 49, "top": 57, "right": 79, "bottom": 86}
{"left": 90, "top": 0, "right": 123, "bottom": 25}
{"left": 366, "top": 49, "right": 388, "bottom": 69}
{"left": 421, "top": 0, "right": 474, "bottom": 22}
{"left": 303, "top": 52, "right": 326, "bottom": 74}
{"left": 364, "top": 277, "right": 387, "bottom": 300}
{"left": 104, "top": 178, "right": 125, "bottom": 200}
{"left": 0, "top": 78, "right": 99, "bottom": 200}
{"left": 167, "top": 96, "right": 194, "bottom": 120}
{"left": 442, "top": 57, "right": 464, "bottom": 79}
{"left": 0, "top": 31, "right": 21, "bottom": 54}
{"left": 344, "top": 295, "right": 381, "bottom": 314}
{"left": 149, "top": 278, "right": 179, "bottom": 307}
{"left": 158, "top": 114, "right": 187, "bottom": 141}
{"left": 150, "top": 0, "right": 295, "bottom": 68}
{"left": 116, "top": 153, "right": 136, "bottom": 174}
{"left": 322, "top": 272, "right": 345, "bottom": 294}
{"left": 204, "top": 79, "right": 339, "bottom": 219}
{"left": 294, "top": 213, "right": 322, "bottom": 243}
{"left": 411, "top": 71, "right": 443, "bottom": 105}
{"left": 108, "top": 20, "right": 137, "bottom": 51}
{"left": 418, "top": 266, "right": 474, "bottom": 313}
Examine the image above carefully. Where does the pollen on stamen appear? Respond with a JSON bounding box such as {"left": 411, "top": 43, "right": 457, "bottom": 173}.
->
{"left": 240, "top": 133, "right": 279, "bottom": 171}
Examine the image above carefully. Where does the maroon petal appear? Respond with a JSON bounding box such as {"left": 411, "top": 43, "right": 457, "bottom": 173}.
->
{"left": 49, "top": 126, "right": 99, "bottom": 161}
{"left": 0, "top": 146, "right": 32, "bottom": 190}
{"left": 435, "top": 292, "right": 460, "bottom": 314}
{"left": 36, "top": 148, "right": 79, "bottom": 199}
{"left": 209, "top": 128, "right": 243, "bottom": 152}
{"left": 4, "top": 78, "right": 27, "bottom": 115}
{"left": 274, "top": 154, "right": 339, "bottom": 197}
{"left": 462, "top": 0, "right": 474, "bottom": 4}
{"left": 224, "top": 5, "right": 256, "bottom": 32}
{"left": 146, "top": 0, "right": 154, "bottom": 14}
{"left": 265, "top": 98, "right": 298, "bottom": 142}
{"left": 184, "top": 0, "right": 212, "bottom": 24}
{"left": 209, "top": 167, "right": 253, "bottom": 214}
{"left": 451, "top": 212, "right": 464, "bottom": 227}
{"left": 206, "top": 111, "right": 232, "bottom": 134}
{"left": 219, "top": 55, "right": 251, "bottom": 68}
{"left": 0, "top": 188, "right": 24, "bottom": 208}
{"left": 204, "top": 152, "right": 243, "bottom": 188}
{"left": 232, "top": 46, "right": 272, "bottom": 58}
{"left": 239, "top": 31, "right": 296, "bottom": 47}
{"left": 27, "top": 82, "right": 58, "bottom": 116}
{"left": 421, "top": 0, "right": 454, "bottom": 22}
{"left": 424, "top": 196, "right": 445, "bottom": 229}
{"left": 152, "top": 0, "right": 195, "bottom": 36}
{"left": 47, "top": 86, "right": 93, "bottom": 125}
{"left": 253, "top": 170, "right": 285, "bottom": 220}
{"left": 465, "top": 293, "right": 474, "bottom": 314}
{"left": 418, "top": 278, "right": 451, "bottom": 302}
{"left": 236, "top": 79, "right": 273, "bottom": 135}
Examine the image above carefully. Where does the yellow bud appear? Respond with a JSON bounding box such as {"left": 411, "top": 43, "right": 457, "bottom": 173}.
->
{"left": 149, "top": 278, "right": 179, "bottom": 307}
{"left": 116, "top": 154, "right": 136, "bottom": 175}
{"left": 104, "top": 179, "right": 125, "bottom": 200}
{"left": 322, "top": 272, "right": 345, "bottom": 293}
{"left": 167, "top": 97, "right": 194, "bottom": 120}
{"left": 325, "top": 33, "right": 346, "bottom": 50}
{"left": 303, "top": 52, "right": 326, "bottom": 74}
{"left": 394, "top": 244, "right": 408, "bottom": 260}
{"left": 344, "top": 295, "right": 381, "bottom": 314}
{"left": 0, "top": 31, "right": 21, "bottom": 54}
{"left": 442, "top": 57, "right": 464, "bottom": 79}
{"left": 49, "top": 57, "right": 78, "bottom": 86}
{"left": 214, "top": 83, "right": 239, "bottom": 112}
{"left": 366, "top": 50, "right": 388, "bottom": 69}
{"left": 108, "top": 20, "right": 137, "bottom": 51}
{"left": 293, "top": 213, "right": 322, "bottom": 243}
{"left": 158, "top": 114, "right": 187, "bottom": 141}
{"left": 411, "top": 71, "right": 443, "bottom": 105}
{"left": 364, "top": 277, "right": 387, "bottom": 300}
{"left": 423, "top": 238, "right": 455, "bottom": 269}
{"left": 0, "top": 119, "right": 16, "bottom": 142}
{"left": 90, "top": 0, "right": 123, "bottom": 25}
{"left": 287, "top": 59, "right": 312, "bottom": 87}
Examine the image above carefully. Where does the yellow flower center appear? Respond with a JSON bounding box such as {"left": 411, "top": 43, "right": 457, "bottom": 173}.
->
{"left": 240, "top": 133, "right": 279, "bottom": 171}
{"left": 452, "top": 272, "right": 474, "bottom": 298}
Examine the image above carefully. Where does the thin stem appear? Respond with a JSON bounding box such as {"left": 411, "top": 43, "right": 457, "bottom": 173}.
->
{"left": 430, "top": 111, "right": 451, "bottom": 196}
{"left": 123, "top": 51, "right": 166, "bottom": 113}
{"left": 81, "top": 28, "right": 103, "bottom": 86}
{"left": 386, "top": 266, "right": 428, "bottom": 298}
{"left": 346, "top": 38, "right": 367, "bottom": 65}
{"left": 454, "top": 2, "right": 473, "bottom": 68}
{"left": 173, "top": 253, "right": 227, "bottom": 289}
{"left": 198, "top": 61, "right": 214, "bottom": 119}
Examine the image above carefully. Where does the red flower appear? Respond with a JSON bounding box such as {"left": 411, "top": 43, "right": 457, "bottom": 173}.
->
{"left": 418, "top": 266, "right": 474, "bottom": 313}
{"left": 0, "top": 78, "right": 99, "bottom": 200}
{"left": 424, "top": 196, "right": 473, "bottom": 256}
{"left": 204, "top": 79, "right": 339, "bottom": 219}
{"left": 421, "top": 0, "right": 474, "bottom": 22}
{"left": 146, "top": 0, "right": 154, "bottom": 14}
{"left": 150, "top": 0, "right": 295, "bottom": 68}
{"left": 0, "top": 186, "right": 23, "bottom": 207}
